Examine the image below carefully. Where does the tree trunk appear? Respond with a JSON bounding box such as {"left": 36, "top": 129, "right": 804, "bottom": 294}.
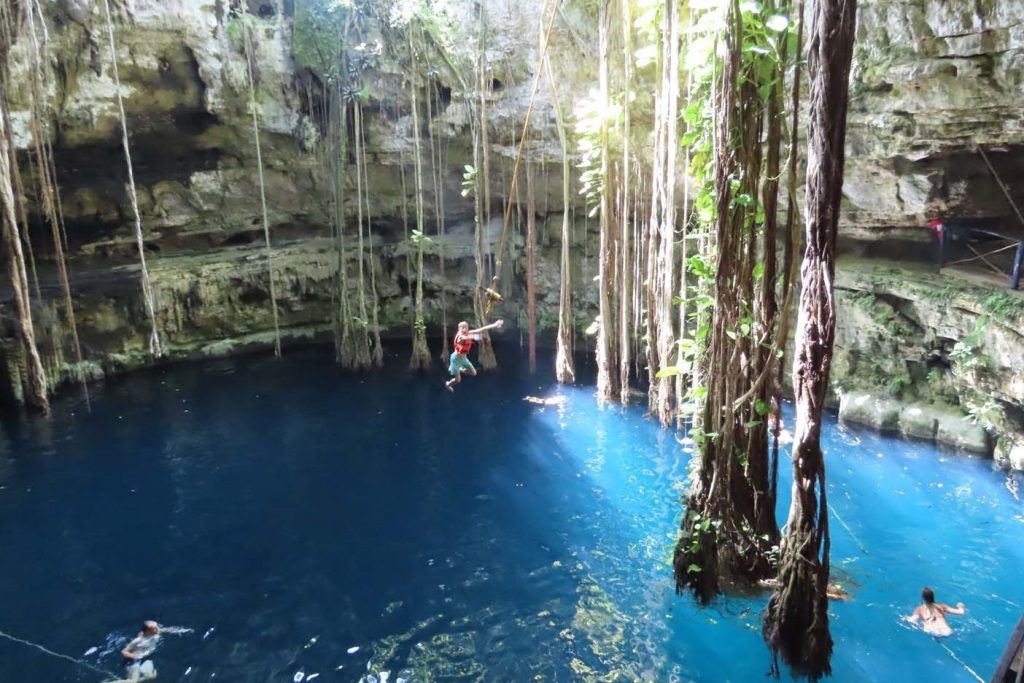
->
{"left": 763, "top": 1, "right": 857, "bottom": 680}
{"left": 673, "top": 0, "right": 788, "bottom": 604}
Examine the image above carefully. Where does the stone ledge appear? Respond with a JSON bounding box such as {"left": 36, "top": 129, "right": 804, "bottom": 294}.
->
{"left": 838, "top": 390, "right": 992, "bottom": 455}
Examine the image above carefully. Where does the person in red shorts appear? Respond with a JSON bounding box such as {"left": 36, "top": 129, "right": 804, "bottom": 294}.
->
{"left": 446, "top": 319, "right": 503, "bottom": 392}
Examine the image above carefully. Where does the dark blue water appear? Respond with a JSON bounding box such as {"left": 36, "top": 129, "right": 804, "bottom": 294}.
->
{"left": 0, "top": 348, "right": 1021, "bottom": 682}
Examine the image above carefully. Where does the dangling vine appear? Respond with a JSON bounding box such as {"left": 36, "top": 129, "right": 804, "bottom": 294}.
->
{"left": 13, "top": 0, "right": 89, "bottom": 401}
{"left": 544, "top": 49, "right": 575, "bottom": 384}
{"left": 0, "top": 88, "right": 49, "bottom": 413}
{"left": 407, "top": 28, "right": 433, "bottom": 371}
{"left": 101, "top": 0, "right": 161, "bottom": 357}
{"left": 242, "top": 22, "right": 283, "bottom": 358}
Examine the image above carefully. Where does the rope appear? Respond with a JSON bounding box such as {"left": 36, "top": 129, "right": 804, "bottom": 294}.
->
{"left": 243, "top": 23, "right": 282, "bottom": 358}
{"left": 829, "top": 501, "right": 869, "bottom": 556}
{"left": 0, "top": 628, "right": 120, "bottom": 679}
{"left": 975, "top": 142, "right": 1024, "bottom": 229}
{"left": 936, "top": 639, "right": 986, "bottom": 683}
{"left": 484, "top": 0, "right": 560, "bottom": 319}
{"left": 102, "top": 0, "right": 162, "bottom": 358}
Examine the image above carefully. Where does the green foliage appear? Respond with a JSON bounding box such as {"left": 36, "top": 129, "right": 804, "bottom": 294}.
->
{"left": 293, "top": 0, "right": 356, "bottom": 81}
{"left": 537, "top": 311, "right": 560, "bottom": 331}
{"left": 981, "top": 291, "right": 1024, "bottom": 320}
{"left": 461, "top": 165, "right": 477, "bottom": 198}
{"left": 227, "top": 19, "right": 243, "bottom": 50}
{"left": 574, "top": 91, "right": 623, "bottom": 215}
{"left": 885, "top": 374, "right": 910, "bottom": 398}
{"left": 950, "top": 317, "right": 991, "bottom": 373}
{"left": 960, "top": 388, "right": 1006, "bottom": 433}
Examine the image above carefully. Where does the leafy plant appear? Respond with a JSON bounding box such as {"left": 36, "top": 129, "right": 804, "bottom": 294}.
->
{"left": 461, "top": 164, "right": 477, "bottom": 198}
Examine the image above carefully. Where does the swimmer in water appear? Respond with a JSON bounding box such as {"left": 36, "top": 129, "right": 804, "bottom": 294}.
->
{"left": 119, "top": 620, "right": 192, "bottom": 682}
{"left": 906, "top": 587, "right": 965, "bottom": 637}
{"left": 120, "top": 621, "right": 160, "bottom": 681}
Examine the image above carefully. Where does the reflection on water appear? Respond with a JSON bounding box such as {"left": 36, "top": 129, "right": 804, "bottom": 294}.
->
{"left": 0, "top": 347, "right": 1020, "bottom": 682}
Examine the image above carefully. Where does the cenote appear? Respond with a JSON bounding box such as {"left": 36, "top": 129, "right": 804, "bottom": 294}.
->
{"left": 2, "top": 0, "right": 1024, "bottom": 681}
{"left": 0, "top": 348, "right": 1020, "bottom": 682}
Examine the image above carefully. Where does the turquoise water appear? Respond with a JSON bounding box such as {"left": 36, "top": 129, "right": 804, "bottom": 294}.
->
{"left": 0, "top": 348, "right": 1020, "bottom": 681}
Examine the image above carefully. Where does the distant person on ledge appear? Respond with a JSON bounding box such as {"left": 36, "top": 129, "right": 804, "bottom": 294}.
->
{"left": 446, "top": 319, "right": 504, "bottom": 392}
{"left": 906, "top": 587, "right": 965, "bottom": 637}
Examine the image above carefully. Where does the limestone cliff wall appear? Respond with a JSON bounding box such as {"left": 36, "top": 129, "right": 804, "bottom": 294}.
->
{"left": 844, "top": 0, "right": 1024, "bottom": 246}
{"left": 0, "top": 0, "right": 1022, "bottom": 465}
{"left": 834, "top": 0, "right": 1024, "bottom": 465}
{"left": 0, "top": 0, "right": 597, "bottom": 393}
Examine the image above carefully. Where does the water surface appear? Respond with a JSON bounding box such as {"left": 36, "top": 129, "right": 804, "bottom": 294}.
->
{"left": 0, "top": 348, "right": 1020, "bottom": 681}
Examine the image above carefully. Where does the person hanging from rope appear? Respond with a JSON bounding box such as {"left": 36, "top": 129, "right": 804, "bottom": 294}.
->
{"left": 906, "top": 587, "right": 966, "bottom": 637}
{"left": 446, "top": 319, "right": 504, "bottom": 392}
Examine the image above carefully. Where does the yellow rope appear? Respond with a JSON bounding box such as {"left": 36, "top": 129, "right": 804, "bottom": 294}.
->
{"left": 485, "top": 0, "right": 560, "bottom": 319}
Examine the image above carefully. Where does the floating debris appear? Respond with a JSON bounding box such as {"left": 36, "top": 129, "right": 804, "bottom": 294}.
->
{"left": 523, "top": 395, "right": 565, "bottom": 406}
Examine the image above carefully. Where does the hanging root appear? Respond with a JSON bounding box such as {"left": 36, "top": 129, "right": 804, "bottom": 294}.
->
{"left": 763, "top": 492, "right": 833, "bottom": 681}
{"left": 674, "top": 498, "right": 777, "bottom": 604}
{"left": 672, "top": 501, "right": 721, "bottom": 604}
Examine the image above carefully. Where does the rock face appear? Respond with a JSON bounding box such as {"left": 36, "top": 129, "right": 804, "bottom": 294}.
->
{"left": 0, "top": 0, "right": 597, "bottom": 398}
{"left": 0, "top": 0, "right": 1021, "bottom": 465}
{"left": 844, "top": 0, "right": 1024, "bottom": 248}
{"left": 831, "top": 258, "right": 1024, "bottom": 458}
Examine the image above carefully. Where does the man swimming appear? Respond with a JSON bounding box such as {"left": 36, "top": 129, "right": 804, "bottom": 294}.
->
{"left": 906, "top": 587, "right": 965, "bottom": 637}
{"left": 119, "top": 620, "right": 191, "bottom": 682}
{"left": 120, "top": 621, "right": 160, "bottom": 681}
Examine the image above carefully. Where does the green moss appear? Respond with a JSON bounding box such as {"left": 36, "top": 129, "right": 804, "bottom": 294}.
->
{"left": 981, "top": 291, "right": 1024, "bottom": 320}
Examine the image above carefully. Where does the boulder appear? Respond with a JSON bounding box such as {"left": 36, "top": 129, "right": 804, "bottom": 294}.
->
{"left": 933, "top": 408, "right": 990, "bottom": 454}
{"left": 839, "top": 391, "right": 902, "bottom": 433}
{"left": 899, "top": 404, "right": 938, "bottom": 441}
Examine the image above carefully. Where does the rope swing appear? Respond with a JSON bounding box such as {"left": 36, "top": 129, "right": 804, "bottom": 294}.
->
{"left": 483, "top": 0, "right": 560, "bottom": 320}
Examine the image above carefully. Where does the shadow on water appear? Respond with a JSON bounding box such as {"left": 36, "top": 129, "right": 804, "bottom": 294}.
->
{"left": 0, "top": 344, "right": 1020, "bottom": 682}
